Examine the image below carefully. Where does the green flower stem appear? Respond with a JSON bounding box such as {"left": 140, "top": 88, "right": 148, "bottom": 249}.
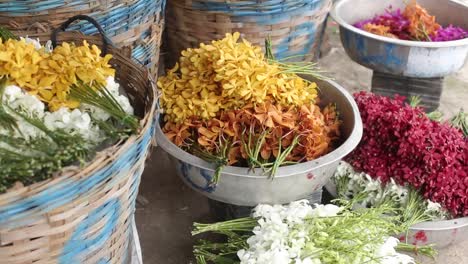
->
{"left": 450, "top": 109, "right": 468, "bottom": 137}
{"left": 0, "top": 26, "right": 18, "bottom": 41}
{"left": 191, "top": 138, "right": 231, "bottom": 186}
{"left": 192, "top": 217, "right": 257, "bottom": 236}
{"left": 267, "top": 134, "right": 300, "bottom": 179}
{"left": 91, "top": 115, "right": 133, "bottom": 140}
{"left": 194, "top": 249, "right": 239, "bottom": 264}
{"left": 264, "top": 36, "right": 275, "bottom": 60}
{"left": 264, "top": 37, "right": 329, "bottom": 80}
{"left": 426, "top": 111, "right": 443, "bottom": 121}
{"left": 242, "top": 127, "right": 268, "bottom": 171}
{"left": 70, "top": 82, "right": 139, "bottom": 132}
{"left": 396, "top": 242, "right": 437, "bottom": 259}
{"left": 401, "top": 188, "right": 433, "bottom": 229}
{"left": 0, "top": 107, "right": 91, "bottom": 192}
{"left": 409, "top": 96, "right": 422, "bottom": 108}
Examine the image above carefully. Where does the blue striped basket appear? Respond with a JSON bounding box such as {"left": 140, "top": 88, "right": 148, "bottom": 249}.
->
{"left": 0, "top": 32, "right": 156, "bottom": 264}
{"left": 0, "top": 0, "right": 166, "bottom": 76}
{"left": 165, "top": 0, "right": 332, "bottom": 66}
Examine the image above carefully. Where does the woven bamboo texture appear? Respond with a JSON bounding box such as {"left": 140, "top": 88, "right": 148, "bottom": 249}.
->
{"left": 0, "top": 32, "right": 156, "bottom": 264}
{"left": 0, "top": 0, "right": 165, "bottom": 76}
{"left": 165, "top": 0, "right": 332, "bottom": 66}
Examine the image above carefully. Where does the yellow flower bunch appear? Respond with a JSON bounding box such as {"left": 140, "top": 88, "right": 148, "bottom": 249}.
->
{"left": 0, "top": 38, "right": 43, "bottom": 88}
{"left": 158, "top": 32, "right": 318, "bottom": 123}
{"left": 0, "top": 39, "right": 114, "bottom": 111}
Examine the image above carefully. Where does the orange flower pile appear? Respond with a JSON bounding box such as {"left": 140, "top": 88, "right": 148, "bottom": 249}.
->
{"left": 163, "top": 101, "right": 340, "bottom": 165}
{"left": 403, "top": 0, "right": 440, "bottom": 40}
{"left": 363, "top": 24, "right": 398, "bottom": 39}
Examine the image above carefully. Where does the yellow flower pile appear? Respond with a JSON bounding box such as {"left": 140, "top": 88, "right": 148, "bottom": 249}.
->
{"left": 0, "top": 38, "right": 114, "bottom": 110}
{"left": 158, "top": 33, "right": 318, "bottom": 123}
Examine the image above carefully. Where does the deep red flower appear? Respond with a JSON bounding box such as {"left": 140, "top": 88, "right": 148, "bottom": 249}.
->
{"left": 346, "top": 92, "right": 468, "bottom": 217}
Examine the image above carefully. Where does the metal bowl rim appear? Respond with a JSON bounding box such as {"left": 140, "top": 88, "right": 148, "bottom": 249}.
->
{"left": 331, "top": 0, "right": 468, "bottom": 48}
{"left": 409, "top": 216, "right": 468, "bottom": 231}
{"left": 155, "top": 78, "right": 363, "bottom": 179}
{"left": 326, "top": 182, "right": 468, "bottom": 231}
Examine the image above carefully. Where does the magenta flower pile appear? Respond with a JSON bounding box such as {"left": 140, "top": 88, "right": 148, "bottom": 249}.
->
{"left": 433, "top": 25, "right": 468, "bottom": 41}
{"left": 354, "top": 8, "right": 412, "bottom": 40}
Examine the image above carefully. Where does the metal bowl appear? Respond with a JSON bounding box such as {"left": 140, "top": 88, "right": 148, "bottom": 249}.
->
{"left": 403, "top": 217, "right": 468, "bottom": 249}
{"left": 325, "top": 182, "right": 468, "bottom": 248}
{"left": 155, "top": 78, "right": 363, "bottom": 206}
{"left": 330, "top": 0, "right": 468, "bottom": 78}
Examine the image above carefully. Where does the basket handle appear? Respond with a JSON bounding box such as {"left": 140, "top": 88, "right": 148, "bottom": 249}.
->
{"left": 51, "top": 15, "right": 113, "bottom": 55}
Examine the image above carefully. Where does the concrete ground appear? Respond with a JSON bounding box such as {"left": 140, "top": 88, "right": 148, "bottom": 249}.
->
{"left": 135, "top": 21, "right": 468, "bottom": 264}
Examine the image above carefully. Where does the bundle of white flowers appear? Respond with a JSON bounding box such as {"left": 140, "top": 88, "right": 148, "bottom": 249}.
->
{"left": 1, "top": 76, "right": 131, "bottom": 143}
{"left": 332, "top": 162, "right": 449, "bottom": 221}
{"left": 192, "top": 200, "right": 436, "bottom": 264}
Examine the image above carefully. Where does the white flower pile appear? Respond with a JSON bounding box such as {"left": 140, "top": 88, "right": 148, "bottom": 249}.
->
{"left": 376, "top": 237, "right": 415, "bottom": 264}
{"left": 43, "top": 107, "right": 102, "bottom": 143}
{"left": 237, "top": 200, "right": 415, "bottom": 264}
{"left": 333, "top": 162, "right": 448, "bottom": 219}
{"left": 1, "top": 85, "right": 46, "bottom": 139}
{"left": 333, "top": 161, "right": 407, "bottom": 207}
{"left": 1, "top": 76, "right": 133, "bottom": 144}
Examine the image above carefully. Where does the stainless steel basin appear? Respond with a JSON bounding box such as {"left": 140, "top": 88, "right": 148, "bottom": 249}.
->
{"left": 155, "top": 78, "right": 363, "bottom": 206}
{"left": 325, "top": 182, "right": 468, "bottom": 248}
{"left": 331, "top": 0, "right": 468, "bottom": 78}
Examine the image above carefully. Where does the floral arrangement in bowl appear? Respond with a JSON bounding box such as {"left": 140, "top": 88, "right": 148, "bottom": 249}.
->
{"left": 343, "top": 92, "right": 467, "bottom": 218}
{"left": 157, "top": 33, "right": 341, "bottom": 185}
{"left": 0, "top": 29, "right": 138, "bottom": 193}
{"left": 322, "top": 91, "right": 467, "bottom": 228}
{"left": 354, "top": 0, "right": 468, "bottom": 41}
{"left": 331, "top": 161, "right": 449, "bottom": 223}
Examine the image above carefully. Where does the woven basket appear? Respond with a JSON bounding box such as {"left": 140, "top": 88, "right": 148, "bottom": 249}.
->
{"left": 0, "top": 18, "right": 156, "bottom": 264}
{"left": 165, "top": 0, "right": 332, "bottom": 66}
{"left": 0, "top": 0, "right": 165, "bottom": 76}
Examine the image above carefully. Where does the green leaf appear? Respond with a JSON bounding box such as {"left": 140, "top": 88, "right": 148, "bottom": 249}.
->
{"left": 0, "top": 26, "right": 18, "bottom": 41}
{"left": 409, "top": 96, "right": 421, "bottom": 108}
{"left": 450, "top": 109, "right": 468, "bottom": 137}
{"left": 426, "top": 110, "right": 443, "bottom": 121}
{"left": 264, "top": 35, "right": 275, "bottom": 61}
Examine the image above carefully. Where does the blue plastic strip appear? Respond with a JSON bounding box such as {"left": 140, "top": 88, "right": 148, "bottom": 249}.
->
{"left": 59, "top": 198, "right": 121, "bottom": 263}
